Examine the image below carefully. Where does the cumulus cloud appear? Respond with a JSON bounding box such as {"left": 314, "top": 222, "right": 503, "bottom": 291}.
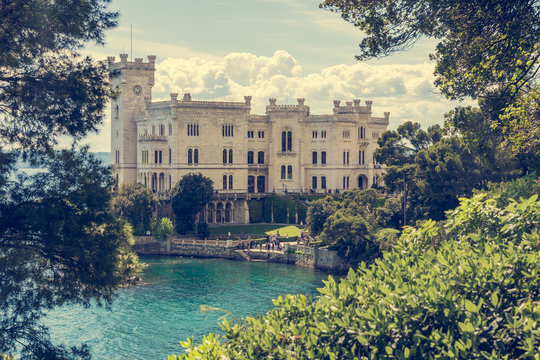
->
{"left": 152, "top": 50, "right": 458, "bottom": 129}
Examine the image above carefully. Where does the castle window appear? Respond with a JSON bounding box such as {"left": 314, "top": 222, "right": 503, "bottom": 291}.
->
{"left": 159, "top": 151, "right": 162, "bottom": 164}
{"left": 247, "top": 151, "right": 254, "bottom": 164}
{"left": 258, "top": 131, "right": 264, "bottom": 138}
{"left": 115, "top": 150, "right": 120, "bottom": 163}
{"left": 359, "top": 151, "right": 365, "bottom": 165}
{"left": 312, "top": 131, "right": 317, "bottom": 138}
{"left": 169, "top": 175, "right": 172, "bottom": 191}
{"left": 257, "top": 151, "right": 264, "bottom": 164}
{"left": 194, "top": 149, "right": 199, "bottom": 164}
{"left": 312, "top": 176, "right": 317, "bottom": 189}
{"left": 169, "top": 124, "right": 173, "bottom": 136}
{"left": 321, "top": 151, "right": 326, "bottom": 164}
{"left": 312, "top": 151, "right": 317, "bottom": 164}
{"left": 223, "top": 149, "right": 227, "bottom": 164}
{"left": 228, "top": 175, "right": 233, "bottom": 190}
{"left": 223, "top": 175, "right": 227, "bottom": 189}
{"left": 281, "top": 131, "right": 286, "bottom": 152}
{"left": 187, "top": 124, "right": 199, "bottom": 136}
{"left": 321, "top": 176, "right": 327, "bottom": 189}
{"left": 247, "top": 130, "right": 254, "bottom": 138}
{"left": 287, "top": 131, "right": 292, "bottom": 151}
{"left": 281, "top": 165, "right": 286, "bottom": 179}
{"left": 321, "top": 130, "right": 327, "bottom": 138}
{"left": 168, "top": 148, "right": 171, "bottom": 164}
{"left": 222, "top": 124, "right": 234, "bottom": 137}
{"left": 343, "top": 151, "right": 350, "bottom": 165}
{"left": 343, "top": 176, "right": 350, "bottom": 189}
{"left": 228, "top": 149, "right": 233, "bottom": 164}
{"left": 287, "top": 165, "right": 293, "bottom": 179}
{"left": 154, "top": 151, "right": 158, "bottom": 164}
{"left": 359, "top": 127, "right": 365, "bottom": 139}
{"left": 343, "top": 130, "right": 350, "bottom": 139}
{"left": 188, "top": 149, "right": 193, "bottom": 164}
{"left": 160, "top": 124, "right": 165, "bottom": 136}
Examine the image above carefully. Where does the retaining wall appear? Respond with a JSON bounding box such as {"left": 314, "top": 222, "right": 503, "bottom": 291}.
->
{"left": 132, "top": 236, "right": 349, "bottom": 272}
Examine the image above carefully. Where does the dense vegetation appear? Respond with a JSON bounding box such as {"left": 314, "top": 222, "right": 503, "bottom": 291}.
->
{"left": 0, "top": 1, "right": 141, "bottom": 359}
{"left": 171, "top": 173, "right": 214, "bottom": 234}
{"left": 170, "top": 183, "right": 539, "bottom": 359}
{"left": 112, "top": 181, "right": 160, "bottom": 235}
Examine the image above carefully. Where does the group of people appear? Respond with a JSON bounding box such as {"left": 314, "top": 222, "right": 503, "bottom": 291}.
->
{"left": 296, "top": 232, "right": 314, "bottom": 246}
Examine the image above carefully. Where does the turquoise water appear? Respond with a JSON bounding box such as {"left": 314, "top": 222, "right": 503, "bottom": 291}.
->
{"left": 44, "top": 256, "right": 328, "bottom": 359}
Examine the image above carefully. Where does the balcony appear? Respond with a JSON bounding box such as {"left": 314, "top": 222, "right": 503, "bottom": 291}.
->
{"left": 357, "top": 139, "right": 369, "bottom": 147}
{"left": 138, "top": 134, "right": 167, "bottom": 142}
{"left": 276, "top": 151, "right": 297, "bottom": 157}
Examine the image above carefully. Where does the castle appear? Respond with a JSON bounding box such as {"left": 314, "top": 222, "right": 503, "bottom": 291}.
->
{"left": 108, "top": 54, "right": 389, "bottom": 224}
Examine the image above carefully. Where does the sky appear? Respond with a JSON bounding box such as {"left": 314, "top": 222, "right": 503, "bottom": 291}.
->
{"left": 83, "top": 0, "right": 465, "bottom": 152}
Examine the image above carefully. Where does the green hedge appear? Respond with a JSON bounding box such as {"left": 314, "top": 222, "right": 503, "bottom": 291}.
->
{"left": 170, "top": 194, "right": 540, "bottom": 359}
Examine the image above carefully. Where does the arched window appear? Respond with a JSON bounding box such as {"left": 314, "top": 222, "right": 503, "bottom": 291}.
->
{"left": 228, "top": 175, "right": 233, "bottom": 190}
{"left": 287, "top": 165, "right": 292, "bottom": 179}
{"left": 257, "top": 151, "right": 264, "bottom": 164}
{"left": 228, "top": 149, "right": 233, "bottom": 164}
{"left": 248, "top": 176, "right": 255, "bottom": 193}
{"left": 194, "top": 149, "right": 199, "bottom": 164}
{"left": 223, "top": 149, "right": 227, "bottom": 164}
{"left": 223, "top": 175, "right": 227, "bottom": 189}
{"left": 281, "top": 165, "right": 286, "bottom": 179}
{"left": 287, "top": 131, "right": 292, "bottom": 151}
{"left": 188, "top": 149, "right": 192, "bottom": 164}
{"left": 281, "top": 131, "right": 286, "bottom": 152}
{"left": 168, "top": 148, "right": 172, "bottom": 164}
{"left": 312, "top": 176, "right": 317, "bottom": 189}
{"left": 321, "top": 176, "right": 327, "bottom": 189}
{"left": 247, "top": 151, "right": 254, "bottom": 164}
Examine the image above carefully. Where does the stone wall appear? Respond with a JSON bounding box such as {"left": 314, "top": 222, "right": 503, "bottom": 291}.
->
{"left": 132, "top": 236, "right": 350, "bottom": 273}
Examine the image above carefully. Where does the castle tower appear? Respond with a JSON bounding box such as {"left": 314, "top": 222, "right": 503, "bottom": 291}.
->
{"left": 108, "top": 54, "right": 156, "bottom": 184}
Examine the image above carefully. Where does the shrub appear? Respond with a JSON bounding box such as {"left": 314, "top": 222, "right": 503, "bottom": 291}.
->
{"left": 152, "top": 217, "right": 174, "bottom": 241}
{"left": 196, "top": 222, "right": 210, "bottom": 240}
{"left": 169, "top": 194, "right": 540, "bottom": 360}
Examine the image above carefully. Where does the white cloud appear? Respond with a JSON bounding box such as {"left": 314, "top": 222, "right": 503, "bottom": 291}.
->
{"left": 153, "top": 50, "right": 457, "bottom": 127}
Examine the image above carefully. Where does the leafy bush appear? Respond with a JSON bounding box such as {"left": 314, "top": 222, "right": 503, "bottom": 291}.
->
{"left": 169, "top": 194, "right": 540, "bottom": 359}
{"left": 152, "top": 217, "right": 174, "bottom": 241}
{"left": 196, "top": 222, "right": 210, "bottom": 240}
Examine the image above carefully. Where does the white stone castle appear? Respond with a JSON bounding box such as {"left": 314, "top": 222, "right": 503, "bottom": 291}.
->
{"left": 109, "top": 54, "right": 388, "bottom": 224}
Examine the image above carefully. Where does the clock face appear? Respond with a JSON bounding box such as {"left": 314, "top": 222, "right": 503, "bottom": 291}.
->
{"left": 134, "top": 85, "right": 142, "bottom": 95}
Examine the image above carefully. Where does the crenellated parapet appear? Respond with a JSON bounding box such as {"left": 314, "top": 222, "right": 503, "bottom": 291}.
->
{"left": 108, "top": 54, "right": 157, "bottom": 72}
{"left": 266, "top": 98, "right": 310, "bottom": 114}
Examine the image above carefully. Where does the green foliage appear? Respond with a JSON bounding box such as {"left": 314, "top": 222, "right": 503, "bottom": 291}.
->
{"left": 373, "top": 227, "right": 400, "bottom": 252}
{"left": 320, "top": 0, "right": 540, "bottom": 156}
{"left": 112, "top": 181, "right": 159, "bottom": 234}
{"left": 271, "top": 195, "right": 288, "bottom": 223}
{"left": 306, "top": 196, "right": 339, "bottom": 235}
{"left": 171, "top": 173, "right": 214, "bottom": 234}
{"left": 1, "top": 150, "right": 141, "bottom": 359}
{"left": 170, "top": 194, "right": 540, "bottom": 360}
{"left": 196, "top": 222, "right": 210, "bottom": 240}
{"left": 0, "top": 1, "right": 141, "bottom": 358}
{"left": 152, "top": 217, "right": 174, "bottom": 241}
{"left": 308, "top": 189, "right": 403, "bottom": 263}
{"left": 247, "top": 199, "right": 263, "bottom": 223}
{"left": 476, "top": 173, "right": 540, "bottom": 208}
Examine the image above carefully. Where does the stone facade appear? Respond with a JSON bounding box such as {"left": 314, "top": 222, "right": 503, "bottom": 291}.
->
{"left": 109, "top": 54, "right": 389, "bottom": 224}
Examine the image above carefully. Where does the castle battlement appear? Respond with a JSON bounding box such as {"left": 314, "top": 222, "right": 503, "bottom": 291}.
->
{"left": 108, "top": 54, "right": 156, "bottom": 71}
